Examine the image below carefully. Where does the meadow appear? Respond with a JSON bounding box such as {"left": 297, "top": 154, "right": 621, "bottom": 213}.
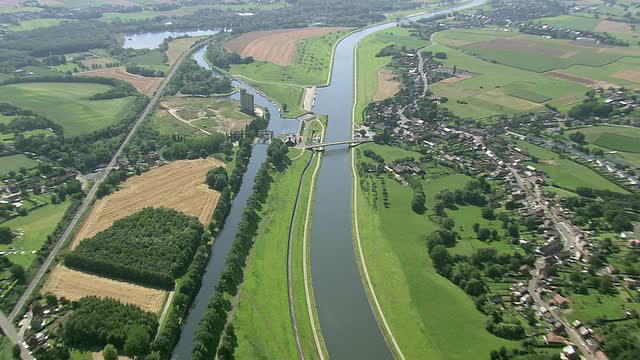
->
{"left": 515, "top": 140, "right": 628, "bottom": 193}
{"left": 1, "top": 199, "right": 71, "bottom": 269}
{"left": 567, "top": 125, "right": 640, "bottom": 153}
{"left": 564, "top": 290, "right": 640, "bottom": 323}
{"left": 563, "top": 57, "right": 640, "bottom": 87}
{"left": 239, "top": 78, "right": 305, "bottom": 117}
{"left": 355, "top": 26, "right": 430, "bottom": 123}
{"left": 354, "top": 145, "right": 516, "bottom": 359}
{"left": 233, "top": 150, "right": 320, "bottom": 360}
{"left": 0, "top": 82, "right": 138, "bottom": 137}
{"left": 0, "top": 154, "right": 38, "bottom": 176}
{"left": 533, "top": 15, "right": 601, "bottom": 32}
{"left": 7, "top": 19, "right": 70, "bottom": 32}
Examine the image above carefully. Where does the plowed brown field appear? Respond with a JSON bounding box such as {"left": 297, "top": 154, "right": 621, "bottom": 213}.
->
{"left": 78, "top": 67, "right": 163, "bottom": 96}
{"left": 374, "top": 68, "right": 401, "bottom": 101}
{"left": 42, "top": 266, "right": 166, "bottom": 313}
{"left": 224, "top": 27, "right": 348, "bottom": 66}
{"left": 71, "top": 158, "right": 223, "bottom": 249}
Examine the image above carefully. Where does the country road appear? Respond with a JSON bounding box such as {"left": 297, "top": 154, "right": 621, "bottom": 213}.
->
{"left": 0, "top": 36, "right": 217, "bottom": 355}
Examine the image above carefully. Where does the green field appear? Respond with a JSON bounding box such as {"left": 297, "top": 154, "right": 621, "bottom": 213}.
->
{"left": 355, "top": 146, "right": 516, "bottom": 359}
{"left": 567, "top": 126, "right": 640, "bottom": 153}
{"left": 435, "top": 29, "right": 640, "bottom": 73}
{"left": 355, "top": 26, "right": 430, "bottom": 123}
{"left": 515, "top": 140, "right": 628, "bottom": 193}
{"left": 233, "top": 150, "right": 321, "bottom": 359}
{"left": 0, "top": 82, "right": 138, "bottom": 137}
{"left": 533, "top": 15, "right": 601, "bottom": 32}
{"left": 564, "top": 291, "right": 640, "bottom": 323}
{"left": 1, "top": 199, "right": 71, "bottom": 269}
{"left": 563, "top": 57, "right": 640, "bottom": 87}
{"left": 428, "top": 43, "right": 585, "bottom": 119}
{"left": 0, "top": 337, "right": 15, "bottom": 360}
{"left": 100, "top": 2, "right": 288, "bottom": 21}
{"left": 0, "top": 155, "right": 38, "bottom": 176}
{"left": 239, "top": 78, "right": 305, "bottom": 117}
{"left": 7, "top": 19, "right": 70, "bottom": 31}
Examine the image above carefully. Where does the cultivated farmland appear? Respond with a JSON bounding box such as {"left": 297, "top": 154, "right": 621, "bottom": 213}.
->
{"left": 42, "top": 265, "right": 166, "bottom": 313}
{"left": 567, "top": 126, "right": 640, "bottom": 153}
{"left": 72, "top": 158, "right": 222, "bottom": 247}
{"left": 78, "top": 67, "right": 163, "bottom": 95}
{"left": 0, "top": 82, "right": 138, "bottom": 137}
{"left": 374, "top": 68, "right": 401, "bottom": 101}
{"left": 224, "top": 27, "right": 348, "bottom": 66}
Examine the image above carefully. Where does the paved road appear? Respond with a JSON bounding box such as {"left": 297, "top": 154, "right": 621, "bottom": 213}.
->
{"left": 0, "top": 37, "right": 217, "bottom": 355}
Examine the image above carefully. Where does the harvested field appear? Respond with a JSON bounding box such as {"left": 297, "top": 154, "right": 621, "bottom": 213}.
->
{"left": 544, "top": 70, "right": 619, "bottom": 88}
{"left": 612, "top": 69, "right": 640, "bottom": 83}
{"left": 72, "top": 158, "right": 222, "bottom": 248}
{"left": 465, "top": 38, "right": 569, "bottom": 57}
{"left": 437, "top": 74, "right": 473, "bottom": 83}
{"left": 373, "top": 68, "right": 401, "bottom": 101}
{"left": 595, "top": 20, "right": 634, "bottom": 34}
{"left": 42, "top": 266, "right": 166, "bottom": 313}
{"left": 78, "top": 67, "right": 163, "bottom": 95}
{"left": 224, "top": 27, "right": 348, "bottom": 66}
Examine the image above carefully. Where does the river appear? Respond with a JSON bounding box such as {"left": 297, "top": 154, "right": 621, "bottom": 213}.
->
{"left": 173, "top": 0, "right": 484, "bottom": 358}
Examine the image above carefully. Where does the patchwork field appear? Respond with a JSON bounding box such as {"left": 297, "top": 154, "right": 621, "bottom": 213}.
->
{"left": 78, "top": 67, "right": 163, "bottom": 95}
{"left": 71, "top": 158, "right": 222, "bottom": 248}
{"left": 567, "top": 125, "right": 640, "bottom": 153}
{"left": 42, "top": 266, "right": 165, "bottom": 313}
{"left": 562, "top": 57, "right": 640, "bottom": 88}
{"left": 434, "top": 29, "right": 640, "bottom": 73}
{"left": 224, "top": 27, "right": 348, "bottom": 66}
{"left": 0, "top": 82, "right": 138, "bottom": 137}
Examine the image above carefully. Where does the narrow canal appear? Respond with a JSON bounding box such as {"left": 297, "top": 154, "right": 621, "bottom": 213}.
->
{"left": 173, "top": 1, "right": 485, "bottom": 357}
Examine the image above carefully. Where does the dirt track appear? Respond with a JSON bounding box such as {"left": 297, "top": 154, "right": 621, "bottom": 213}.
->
{"left": 42, "top": 266, "right": 166, "bottom": 313}
{"left": 78, "top": 67, "right": 163, "bottom": 96}
{"left": 224, "top": 27, "right": 348, "bottom": 66}
{"left": 71, "top": 158, "right": 222, "bottom": 248}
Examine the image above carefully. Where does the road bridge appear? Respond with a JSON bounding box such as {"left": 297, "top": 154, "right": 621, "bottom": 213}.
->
{"left": 304, "top": 139, "right": 372, "bottom": 151}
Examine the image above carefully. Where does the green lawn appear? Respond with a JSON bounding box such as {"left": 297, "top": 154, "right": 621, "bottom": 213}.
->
{"left": 0, "top": 82, "right": 138, "bottom": 137}
{"left": 533, "top": 15, "right": 601, "bottom": 32}
{"left": 1, "top": 199, "right": 71, "bottom": 269}
{"left": 0, "top": 337, "right": 15, "bottom": 360}
{"left": 564, "top": 290, "right": 640, "bottom": 323}
{"left": 355, "top": 26, "right": 430, "bottom": 123}
{"left": 567, "top": 126, "right": 640, "bottom": 153}
{"left": 233, "top": 151, "right": 316, "bottom": 360}
{"left": 515, "top": 140, "right": 628, "bottom": 193}
{"left": 0, "top": 155, "right": 38, "bottom": 176}
{"left": 355, "top": 157, "right": 516, "bottom": 359}
{"left": 239, "top": 78, "right": 305, "bottom": 117}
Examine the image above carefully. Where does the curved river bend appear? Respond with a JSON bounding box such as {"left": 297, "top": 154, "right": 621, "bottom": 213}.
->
{"left": 173, "top": 1, "right": 485, "bottom": 358}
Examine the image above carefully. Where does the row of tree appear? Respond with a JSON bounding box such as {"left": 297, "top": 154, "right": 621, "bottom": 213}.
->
{"left": 192, "top": 139, "right": 288, "bottom": 360}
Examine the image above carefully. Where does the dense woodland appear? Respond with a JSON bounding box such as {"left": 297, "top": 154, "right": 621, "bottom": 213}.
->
{"left": 65, "top": 208, "right": 205, "bottom": 289}
{"left": 165, "top": 59, "right": 233, "bottom": 96}
{"left": 62, "top": 297, "right": 158, "bottom": 354}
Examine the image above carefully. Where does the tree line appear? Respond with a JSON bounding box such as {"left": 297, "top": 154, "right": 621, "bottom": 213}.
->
{"left": 165, "top": 59, "right": 233, "bottom": 96}
{"left": 205, "top": 45, "right": 254, "bottom": 71}
{"left": 192, "top": 139, "right": 289, "bottom": 360}
{"left": 65, "top": 208, "right": 205, "bottom": 289}
{"left": 126, "top": 64, "right": 165, "bottom": 78}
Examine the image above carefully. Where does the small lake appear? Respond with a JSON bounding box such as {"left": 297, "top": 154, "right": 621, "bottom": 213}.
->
{"left": 123, "top": 29, "right": 220, "bottom": 49}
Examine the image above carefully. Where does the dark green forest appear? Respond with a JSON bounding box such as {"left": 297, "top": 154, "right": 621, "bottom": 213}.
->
{"left": 65, "top": 208, "right": 205, "bottom": 289}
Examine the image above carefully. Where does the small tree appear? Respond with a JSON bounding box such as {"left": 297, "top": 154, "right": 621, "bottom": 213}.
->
{"left": 124, "top": 325, "right": 151, "bottom": 358}
{"left": 103, "top": 344, "right": 118, "bottom": 360}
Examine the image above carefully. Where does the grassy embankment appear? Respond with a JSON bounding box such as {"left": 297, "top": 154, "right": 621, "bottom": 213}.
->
{"left": 515, "top": 140, "right": 628, "bottom": 193}
{"left": 0, "top": 82, "right": 138, "bottom": 137}
{"left": 226, "top": 29, "right": 351, "bottom": 116}
{"left": 354, "top": 26, "right": 430, "bottom": 124}
{"left": 353, "top": 144, "right": 516, "bottom": 359}
{"left": 232, "top": 149, "right": 327, "bottom": 360}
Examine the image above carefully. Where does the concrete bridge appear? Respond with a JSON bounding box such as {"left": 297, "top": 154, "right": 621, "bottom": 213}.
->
{"left": 303, "top": 139, "right": 373, "bottom": 151}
